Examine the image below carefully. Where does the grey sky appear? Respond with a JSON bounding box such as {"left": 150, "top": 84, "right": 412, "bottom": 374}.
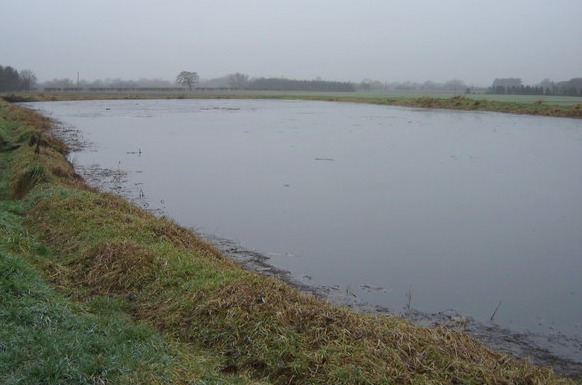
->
{"left": 2, "top": 0, "right": 581, "bottom": 86}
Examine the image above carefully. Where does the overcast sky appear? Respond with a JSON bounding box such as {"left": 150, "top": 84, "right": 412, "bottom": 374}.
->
{"left": 2, "top": 0, "right": 581, "bottom": 86}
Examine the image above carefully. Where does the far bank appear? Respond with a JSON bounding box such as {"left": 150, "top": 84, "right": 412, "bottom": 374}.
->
{"left": 3, "top": 90, "right": 582, "bottom": 118}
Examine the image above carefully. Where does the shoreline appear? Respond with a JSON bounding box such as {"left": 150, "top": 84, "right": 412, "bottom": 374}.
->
{"left": 189, "top": 233, "right": 582, "bottom": 377}
{"left": 4, "top": 90, "right": 582, "bottom": 119}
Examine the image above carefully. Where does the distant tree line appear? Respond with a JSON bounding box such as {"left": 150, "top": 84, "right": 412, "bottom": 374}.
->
{"left": 488, "top": 77, "right": 582, "bottom": 96}
{"left": 8, "top": 63, "right": 580, "bottom": 97}
{"left": 199, "top": 74, "right": 356, "bottom": 92}
{"left": 0, "top": 65, "right": 37, "bottom": 92}
{"left": 43, "top": 77, "right": 175, "bottom": 89}
{"left": 356, "top": 79, "right": 473, "bottom": 93}
{"left": 40, "top": 73, "right": 356, "bottom": 93}
{"left": 247, "top": 78, "right": 356, "bottom": 92}
{"left": 43, "top": 87, "right": 187, "bottom": 93}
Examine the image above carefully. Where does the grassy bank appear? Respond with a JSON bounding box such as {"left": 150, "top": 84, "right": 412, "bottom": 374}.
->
{"left": 261, "top": 94, "right": 582, "bottom": 118}
{"left": 3, "top": 91, "right": 582, "bottom": 118}
{"left": 0, "top": 99, "right": 577, "bottom": 384}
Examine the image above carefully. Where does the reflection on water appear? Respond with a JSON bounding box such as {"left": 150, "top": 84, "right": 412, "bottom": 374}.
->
{"left": 29, "top": 99, "right": 582, "bottom": 362}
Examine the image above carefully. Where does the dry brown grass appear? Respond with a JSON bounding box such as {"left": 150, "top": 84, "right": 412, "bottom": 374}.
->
{"left": 141, "top": 274, "right": 565, "bottom": 384}
{"left": 75, "top": 239, "right": 161, "bottom": 294}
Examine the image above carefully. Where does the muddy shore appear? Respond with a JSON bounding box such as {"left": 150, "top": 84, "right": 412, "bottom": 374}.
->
{"left": 202, "top": 234, "right": 582, "bottom": 378}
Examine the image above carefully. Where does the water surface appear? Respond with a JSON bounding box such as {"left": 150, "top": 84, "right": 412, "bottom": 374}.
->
{"left": 30, "top": 99, "right": 582, "bottom": 362}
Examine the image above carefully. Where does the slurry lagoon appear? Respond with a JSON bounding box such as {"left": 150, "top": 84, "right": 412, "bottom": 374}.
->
{"left": 29, "top": 99, "right": 582, "bottom": 364}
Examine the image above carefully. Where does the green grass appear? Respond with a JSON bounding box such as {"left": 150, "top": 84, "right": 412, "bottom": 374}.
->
{"left": 338, "top": 90, "right": 582, "bottom": 106}
{"left": 0, "top": 245, "right": 253, "bottom": 385}
{"left": 0, "top": 192, "right": 176, "bottom": 384}
{"left": 0, "top": 251, "right": 173, "bottom": 384}
{"left": 0, "top": 99, "right": 578, "bottom": 384}
{"left": 465, "top": 93, "right": 582, "bottom": 106}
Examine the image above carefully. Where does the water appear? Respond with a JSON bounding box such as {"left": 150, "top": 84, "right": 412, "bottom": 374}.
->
{"left": 28, "top": 99, "right": 582, "bottom": 362}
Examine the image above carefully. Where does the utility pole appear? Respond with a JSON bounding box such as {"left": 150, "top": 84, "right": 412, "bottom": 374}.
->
{"left": 77, "top": 71, "right": 80, "bottom": 90}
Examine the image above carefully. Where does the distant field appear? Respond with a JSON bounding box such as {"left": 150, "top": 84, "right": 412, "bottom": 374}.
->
{"left": 232, "top": 90, "right": 582, "bottom": 106}
{"left": 3, "top": 89, "right": 581, "bottom": 118}
{"left": 4, "top": 89, "right": 582, "bottom": 106}
{"left": 466, "top": 93, "right": 582, "bottom": 106}
{"left": 345, "top": 91, "right": 582, "bottom": 106}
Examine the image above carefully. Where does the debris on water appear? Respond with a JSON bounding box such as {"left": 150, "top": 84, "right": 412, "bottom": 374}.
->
{"left": 201, "top": 106, "right": 241, "bottom": 111}
{"left": 361, "top": 284, "right": 389, "bottom": 293}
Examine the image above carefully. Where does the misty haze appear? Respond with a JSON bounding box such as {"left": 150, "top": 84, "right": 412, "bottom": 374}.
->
{"left": 2, "top": 0, "right": 582, "bottom": 382}
{"left": 1, "top": 1, "right": 582, "bottom": 88}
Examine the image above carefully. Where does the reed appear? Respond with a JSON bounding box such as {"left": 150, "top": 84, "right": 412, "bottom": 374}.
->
{"left": 490, "top": 300, "right": 503, "bottom": 322}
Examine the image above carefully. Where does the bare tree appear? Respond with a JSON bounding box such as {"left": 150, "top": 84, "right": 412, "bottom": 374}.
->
{"left": 43, "top": 78, "right": 74, "bottom": 88}
{"left": 444, "top": 79, "right": 466, "bottom": 93}
{"left": 359, "top": 79, "right": 372, "bottom": 92}
{"left": 227, "top": 72, "right": 249, "bottom": 89}
{"left": 20, "top": 69, "right": 37, "bottom": 91}
{"left": 176, "top": 71, "right": 199, "bottom": 91}
{"left": 0, "top": 66, "right": 21, "bottom": 91}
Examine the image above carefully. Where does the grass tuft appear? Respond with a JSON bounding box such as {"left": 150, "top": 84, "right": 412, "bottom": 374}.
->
{"left": 76, "top": 239, "right": 161, "bottom": 295}
{"left": 10, "top": 164, "right": 49, "bottom": 198}
{"left": 0, "top": 252, "right": 181, "bottom": 385}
